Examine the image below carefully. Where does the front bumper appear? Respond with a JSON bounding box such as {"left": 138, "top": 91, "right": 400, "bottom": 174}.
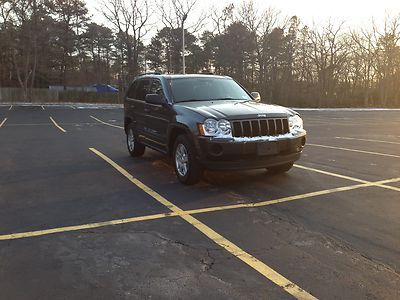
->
{"left": 195, "top": 132, "right": 306, "bottom": 171}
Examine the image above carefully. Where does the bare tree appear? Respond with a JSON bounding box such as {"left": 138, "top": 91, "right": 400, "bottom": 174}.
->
{"left": 349, "top": 27, "right": 376, "bottom": 106}
{"left": 306, "top": 22, "right": 348, "bottom": 106}
{"left": 157, "top": 0, "right": 206, "bottom": 33}
{"left": 210, "top": 3, "right": 234, "bottom": 35}
{"left": 102, "top": 0, "right": 150, "bottom": 84}
{"left": 238, "top": 0, "right": 281, "bottom": 98}
{"left": 371, "top": 14, "right": 400, "bottom": 106}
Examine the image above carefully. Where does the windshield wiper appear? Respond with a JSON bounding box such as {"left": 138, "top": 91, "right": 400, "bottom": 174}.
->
{"left": 217, "top": 97, "right": 253, "bottom": 102}
{"left": 217, "top": 97, "right": 237, "bottom": 100}
{"left": 177, "top": 98, "right": 249, "bottom": 103}
{"left": 176, "top": 99, "right": 207, "bottom": 103}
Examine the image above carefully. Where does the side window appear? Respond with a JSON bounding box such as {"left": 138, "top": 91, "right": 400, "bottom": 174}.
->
{"left": 150, "top": 79, "right": 165, "bottom": 100}
{"left": 136, "top": 79, "right": 151, "bottom": 101}
{"left": 127, "top": 80, "right": 138, "bottom": 99}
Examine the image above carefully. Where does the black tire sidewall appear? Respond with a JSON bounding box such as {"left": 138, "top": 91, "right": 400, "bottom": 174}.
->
{"left": 126, "top": 124, "right": 145, "bottom": 157}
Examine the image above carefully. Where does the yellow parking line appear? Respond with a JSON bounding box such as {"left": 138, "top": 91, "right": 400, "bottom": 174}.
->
{"left": 294, "top": 164, "right": 400, "bottom": 192}
{"left": 181, "top": 213, "right": 316, "bottom": 299}
{"left": 3, "top": 175, "right": 400, "bottom": 238}
{"left": 335, "top": 136, "right": 400, "bottom": 145}
{"left": 2, "top": 177, "right": 400, "bottom": 242}
{"left": 186, "top": 178, "right": 400, "bottom": 214}
{"left": 0, "top": 213, "right": 176, "bottom": 241}
{"left": 49, "top": 116, "right": 66, "bottom": 133}
{"left": 90, "top": 115, "right": 124, "bottom": 129}
{"left": 308, "top": 143, "right": 400, "bottom": 159}
{"left": 8, "top": 105, "right": 13, "bottom": 111}
{"left": 0, "top": 118, "right": 7, "bottom": 128}
{"left": 89, "top": 147, "right": 316, "bottom": 300}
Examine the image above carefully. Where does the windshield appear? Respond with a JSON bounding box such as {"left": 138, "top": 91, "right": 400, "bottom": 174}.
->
{"left": 168, "top": 77, "right": 252, "bottom": 102}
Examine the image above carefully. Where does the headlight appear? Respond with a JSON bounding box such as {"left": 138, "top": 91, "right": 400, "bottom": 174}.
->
{"left": 203, "top": 119, "right": 218, "bottom": 135}
{"left": 217, "top": 119, "right": 231, "bottom": 135}
{"left": 199, "top": 118, "right": 232, "bottom": 137}
{"left": 289, "top": 115, "right": 303, "bottom": 131}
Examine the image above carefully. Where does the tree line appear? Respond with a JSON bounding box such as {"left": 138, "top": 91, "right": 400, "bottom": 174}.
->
{"left": 1, "top": 0, "right": 400, "bottom": 107}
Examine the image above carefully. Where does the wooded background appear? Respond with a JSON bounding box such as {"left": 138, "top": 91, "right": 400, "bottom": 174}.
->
{"left": 1, "top": 0, "right": 400, "bottom": 107}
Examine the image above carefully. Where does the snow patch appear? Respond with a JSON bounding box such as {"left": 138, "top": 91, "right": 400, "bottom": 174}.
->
{"left": 211, "top": 130, "right": 305, "bottom": 142}
{"left": 233, "top": 130, "right": 304, "bottom": 142}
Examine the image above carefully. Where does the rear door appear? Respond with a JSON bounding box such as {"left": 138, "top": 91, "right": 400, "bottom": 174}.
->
{"left": 125, "top": 78, "right": 151, "bottom": 138}
{"left": 142, "top": 79, "right": 170, "bottom": 152}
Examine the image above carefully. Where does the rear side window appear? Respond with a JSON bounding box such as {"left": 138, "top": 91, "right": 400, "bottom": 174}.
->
{"left": 136, "top": 79, "right": 152, "bottom": 101}
{"left": 150, "top": 79, "right": 165, "bottom": 100}
{"left": 127, "top": 81, "right": 138, "bottom": 99}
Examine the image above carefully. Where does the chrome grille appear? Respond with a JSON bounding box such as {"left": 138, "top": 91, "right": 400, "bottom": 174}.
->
{"left": 232, "top": 118, "right": 289, "bottom": 137}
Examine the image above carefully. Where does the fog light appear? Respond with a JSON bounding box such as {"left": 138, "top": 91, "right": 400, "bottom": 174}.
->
{"left": 209, "top": 144, "right": 223, "bottom": 156}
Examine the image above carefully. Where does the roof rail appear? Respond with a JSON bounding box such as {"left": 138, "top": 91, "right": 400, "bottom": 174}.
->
{"left": 138, "top": 72, "right": 161, "bottom": 76}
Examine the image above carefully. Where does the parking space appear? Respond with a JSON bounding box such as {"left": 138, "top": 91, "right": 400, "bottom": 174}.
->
{"left": 1, "top": 105, "right": 399, "bottom": 299}
{"left": 296, "top": 111, "right": 400, "bottom": 182}
{"left": 198, "top": 206, "right": 399, "bottom": 299}
{"left": 299, "top": 148, "right": 400, "bottom": 182}
{"left": 0, "top": 110, "right": 168, "bottom": 235}
{"left": 0, "top": 218, "right": 292, "bottom": 300}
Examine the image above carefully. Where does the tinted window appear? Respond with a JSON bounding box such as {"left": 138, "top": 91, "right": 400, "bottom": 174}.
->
{"left": 150, "top": 79, "right": 165, "bottom": 100}
{"left": 127, "top": 81, "right": 138, "bottom": 99}
{"left": 168, "top": 77, "right": 252, "bottom": 102}
{"left": 136, "top": 79, "right": 152, "bottom": 101}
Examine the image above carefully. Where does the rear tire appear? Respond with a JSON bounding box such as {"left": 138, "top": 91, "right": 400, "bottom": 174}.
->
{"left": 173, "top": 135, "right": 203, "bottom": 185}
{"left": 126, "top": 124, "right": 145, "bottom": 157}
{"left": 267, "top": 162, "right": 293, "bottom": 174}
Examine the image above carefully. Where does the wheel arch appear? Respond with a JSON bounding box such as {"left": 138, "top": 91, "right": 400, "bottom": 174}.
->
{"left": 167, "top": 124, "right": 193, "bottom": 157}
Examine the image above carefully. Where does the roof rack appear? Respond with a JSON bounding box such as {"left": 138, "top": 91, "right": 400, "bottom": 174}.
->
{"left": 138, "top": 72, "right": 161, "bottom": 76}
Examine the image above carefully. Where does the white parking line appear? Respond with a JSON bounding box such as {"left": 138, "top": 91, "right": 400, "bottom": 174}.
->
{"left": 90, "top": 115, "right": 124, "bottom": 129}
{"left": 308, "top": 143, "right": 400, "bottom": 159}
{"left": 335, "top": 137, "right": 400, "bottom": 145}
{"left": 8, "top": 105, "right": 13, "bottom": 111}
{"left": 295, "top": 164, "right": 400, "bottom": 193}
{"left": 0, "top": 118, "right": 7, "bottom": 128}
{"left": 49, "top": 116, "right": 66, "bottom": 133}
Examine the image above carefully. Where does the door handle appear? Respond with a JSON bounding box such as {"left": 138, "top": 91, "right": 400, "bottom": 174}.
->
{"left": 144, "top": 108, "right": 151, "bottom": 113}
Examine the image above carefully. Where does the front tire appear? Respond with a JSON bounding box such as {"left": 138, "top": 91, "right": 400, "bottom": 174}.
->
{"left": 126, "top": 125, "right": 145, "bottom": 157}
{"left": 267, "top": 162, "right": 293, "bottom": 174}
{"left": 173, "top": 135, "right": 203, "bottom": 185}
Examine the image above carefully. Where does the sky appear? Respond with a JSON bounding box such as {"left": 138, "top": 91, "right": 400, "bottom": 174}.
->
{"left": 86, "top": 0, "right": 400, "bottom": 35}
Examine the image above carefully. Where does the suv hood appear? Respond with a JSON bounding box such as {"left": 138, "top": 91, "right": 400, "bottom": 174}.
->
{"left": 175, "top": 100, "right": 292, "bottom": 120}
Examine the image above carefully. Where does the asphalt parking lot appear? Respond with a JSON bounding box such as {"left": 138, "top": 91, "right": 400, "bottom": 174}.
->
{"left": 0, "top": 104, "right": 399, "bottom": 299}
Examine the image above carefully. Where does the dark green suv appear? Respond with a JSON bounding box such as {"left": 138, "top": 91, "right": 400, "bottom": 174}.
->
{"left": 124, "top": 74, "right": 306, "bottom": 185}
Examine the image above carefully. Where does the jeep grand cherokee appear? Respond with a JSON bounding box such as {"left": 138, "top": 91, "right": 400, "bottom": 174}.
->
{"left": 124, "top": 74, "right": 306, "bottom": 185}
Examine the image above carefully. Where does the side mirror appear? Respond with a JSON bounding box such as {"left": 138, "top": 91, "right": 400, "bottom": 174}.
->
{"left": 145, "top": 93, "right": 164, "bottom": 105}
{"left": 251, "top": 92, "right": 261, "bottom": 102}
